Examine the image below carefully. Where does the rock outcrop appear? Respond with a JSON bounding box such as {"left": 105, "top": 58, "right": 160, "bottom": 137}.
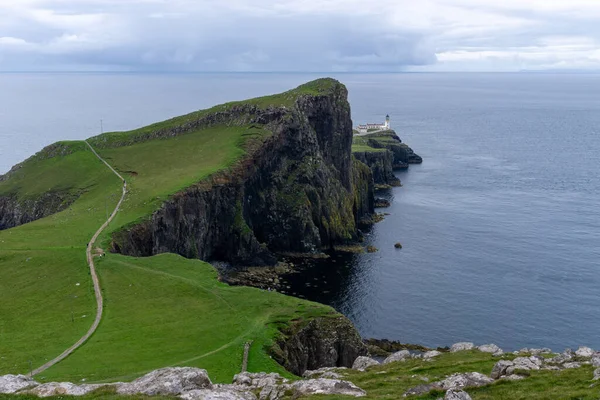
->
{"left": 0, "top": 191, "right": 76, "bottom": 230}
{"left": 450, "top": 342, "right": 474, "bottom": 352}
{"left": 0, "top": 374, "right": 38, "bottom": 394}
{"left": 110, "top": 79, "right": 375, "bottom": 266}
{"left": 270, "top": 315, "right": 368, "bottom": 376}
{"left": 352, "top": 356, "right": 380, "bottom": 371}
{"left": 352, "top": 151, "right": 400, "bottom": 187}
{"left": 116, "top": 367, "right": 212, "bottom": 396}
{"left": 362, "top": 130, "right": 422, "bottom": 168}
{"left": 0, "top": 142, "right": 83, "bottom": 231}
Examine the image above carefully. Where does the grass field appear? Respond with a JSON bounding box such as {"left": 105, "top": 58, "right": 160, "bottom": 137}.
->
{"left": 0, "top": 83, "right": 336, "bottom": 383}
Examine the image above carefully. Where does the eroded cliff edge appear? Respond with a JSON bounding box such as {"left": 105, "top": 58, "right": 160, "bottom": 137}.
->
{"left": 110, "top": 79, "right": 375, "bottom": 266}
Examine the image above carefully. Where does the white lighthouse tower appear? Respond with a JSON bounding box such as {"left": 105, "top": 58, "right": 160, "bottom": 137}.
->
{"left": 384, "top": 114, "right": 390, "bottom": 129}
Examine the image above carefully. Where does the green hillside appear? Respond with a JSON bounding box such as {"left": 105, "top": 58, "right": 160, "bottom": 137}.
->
{"left": 0, "top": 82, "right": 336, "bottom": 383}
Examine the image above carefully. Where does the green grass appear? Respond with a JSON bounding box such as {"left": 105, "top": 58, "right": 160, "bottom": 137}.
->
{"left": 351, "top": 144, "right": 387, "bottom": 153}
{"left": 0, "top": 80, "right": 338, "bottom": 384}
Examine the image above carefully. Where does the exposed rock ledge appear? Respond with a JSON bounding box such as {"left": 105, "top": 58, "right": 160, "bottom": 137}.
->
{"left": 0, "top": 368, "right": 366, "bottom": 399}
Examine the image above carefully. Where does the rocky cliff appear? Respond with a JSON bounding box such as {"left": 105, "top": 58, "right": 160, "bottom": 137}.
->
{"left": 111, "top": 79, "right": 375, "bottom": 266}
{"left": 365, "top": 130, "right": 423, "bottom": 168}
{"left": 0, "top": 192, "right": 76, "bottom": 230}
{"left": 0, "top": 142, "right": 83, "bottom": 230}
{"left": 271, "top": 316, "right": 368, "bottom": 376}
{"left": 352, "top": 150, "right": 401, "bottom": 187}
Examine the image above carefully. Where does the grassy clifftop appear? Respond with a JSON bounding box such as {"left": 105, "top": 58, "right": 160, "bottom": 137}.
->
{"left": 0, "top": 79, "right": 345, "bottom": 383}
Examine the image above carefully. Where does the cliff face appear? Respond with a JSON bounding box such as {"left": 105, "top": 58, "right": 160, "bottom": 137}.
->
{"left": 112, "top": 80, "right": 375, "bottom": 265}
{"left": 365, "top": 131, "right": 423, "bottom": 168}
{"left": 352, "top": 150, "right": 401, "bottom": 187}
{"left": 0, "top": 192, "right": 75, "bottom": 230}
{"left": 271, "top": 316, "right": 368, "bottom": 376}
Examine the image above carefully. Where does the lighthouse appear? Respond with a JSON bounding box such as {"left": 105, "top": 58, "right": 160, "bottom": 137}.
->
{"left": 385, "top": 114, "right": 390, "bottom": 129}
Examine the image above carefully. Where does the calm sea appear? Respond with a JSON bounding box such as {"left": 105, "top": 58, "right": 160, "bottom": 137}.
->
{"left": 2, "top": 72, "right": 600, "bottom": 351}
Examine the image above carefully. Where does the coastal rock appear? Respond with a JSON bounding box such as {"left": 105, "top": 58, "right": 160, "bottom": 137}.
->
{"left": 0, "top": 374, "right": 38, "bottom": 394}
{"left": 303, "top": 367, "right": 346, "bottom": 379}
{"left": 180, "top": 389, "right": 257, "bottom": 400}
{"left": 291, "top": 379, "right": 365, "bottom": 397}
{"left": 117, "top": 367, "right": 212, "bottom": 396}
{"left": 563, "top": 362, "right": 582, "bottom": 369}
{"left": 444, "top": 389, "right": 472, "bottom": 400}
{"left": 352, "top": 356, "right": 380, "bottom": 371}
{"left": 383, "top": 350, "right": 411, "bottom": 364}
{"left": 491, "top": 360, "right": 514, "bottom": 379}
{"left": 450, "top": 343, "right": 474, "bottom": 352}
{"left": 26, "top": 382, "right": 110, "bottom": 397}
{"left": 505, "top": 357, "right": 543, "bottom": 375}
{"left": 592, "top": 354, "right": 600, "bottom": 367}
{"left": 423, "top": 351, "right": 442, "bottom": 359}
{"left": 232, "top": 372, "right": 287, "bottom": 389}
{"left": 593, "top": 368, "right": 600, "bottom": 380}
{"left": 478, "top": 344, "right": 503, "bottom": 355}
{"left": 440, "top": 372, "right": 494, "bottom": 390}
{"left": 575, "top": 347, "right": 595, "bottom": 358}
{"left": 271, "top": 316, "right": 367, "bottom": 376}
{"left": 352, "top": 150, "right": 400, "bottom": 187}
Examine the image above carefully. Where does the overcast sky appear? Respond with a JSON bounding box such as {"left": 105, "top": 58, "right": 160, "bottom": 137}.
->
{"left": 1, "top": 0, "right": 599, "bottom": 72}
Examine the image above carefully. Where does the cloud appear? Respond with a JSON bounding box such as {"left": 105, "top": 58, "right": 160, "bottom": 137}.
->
{"left": 0, "top": 0, "right": 599, "bottom": 71}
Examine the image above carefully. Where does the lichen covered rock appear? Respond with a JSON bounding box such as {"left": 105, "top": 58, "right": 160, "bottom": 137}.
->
{"left": 117, "top": 367, "right": 212, "bottom": 396}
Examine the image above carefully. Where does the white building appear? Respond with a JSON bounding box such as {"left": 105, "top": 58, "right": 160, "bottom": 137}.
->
{"left": 356, "top": 115, "right": 390, "bottom": 134}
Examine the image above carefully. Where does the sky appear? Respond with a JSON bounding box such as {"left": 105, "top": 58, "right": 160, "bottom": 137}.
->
{"left": 1, "top": 0, "right": 600, "bottom": 72}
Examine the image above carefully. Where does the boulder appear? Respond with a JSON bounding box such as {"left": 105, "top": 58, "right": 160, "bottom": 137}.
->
{"left": 258, "top": 384, "right": 288, "bottom": 400}
{"left": 423, "top": 351, "right": 442, "bottom": 359}
{"left": 117, "top": 367, "right": 212, "bottom": 396}
{"left": 0, "top": 374, "right": 38, "bottom": 394}
{"left": 352, "top": 356, "right": 380, "bottom": 371}
{"left": 506, "top": 357, "right": 543, "bottom": 375}
{"left": 575, "top": 347, "right": 594, "bottom": 358}
{"left": 491, "top": 360, "right": 514, "bottom": 379}
{"left": 478, "top": 344, "right": 503, "bottom": 355}
{"left": 180, "top": 388, "right": 257, "bottom": 400}
{"left": 383, "top": 350, "right": 411, "bottom": 364}
{"left": 232, "top": 372, "right": 287, "bottom": 389}
{"left": 303, "top": 367, "right": 346, "bottom": 379}
{"left": 592, "top": 354, "right": 600, "bottom": 367}
{"left": 403, "top": 383, "right": 442, "bottom": 396}
{"left": 26, "top": 382, "right": 115, "bottom": 397}
{"left": 440, "top": 372, "right": 494, "bottom": 390}
{"left": 291, "top": 379, "right": 366, "bottom": 397}
{"left": 445, "top": 389, "right": 472, "bottom": 400}
{"left": 593, "top": 368, "right": 600, "bottom": 381}
{"left": 450, "top": 343, "right": 474, "bottom": 353}
{"left": 563, "top": 362, "right": 582, "bottom": 369}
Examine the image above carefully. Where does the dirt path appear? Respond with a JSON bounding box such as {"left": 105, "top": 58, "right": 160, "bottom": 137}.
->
{"left": 30, "top": 141, "right": 126, "bottom": 377}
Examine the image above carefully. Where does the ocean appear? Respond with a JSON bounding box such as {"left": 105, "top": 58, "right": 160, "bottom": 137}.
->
{"left": 2, "top": 72, "right": 600, "bottom": 351}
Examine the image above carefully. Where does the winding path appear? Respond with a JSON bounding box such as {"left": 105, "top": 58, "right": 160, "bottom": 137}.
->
{"left": 30, "top": 141, "right": 126, "bottom": 376}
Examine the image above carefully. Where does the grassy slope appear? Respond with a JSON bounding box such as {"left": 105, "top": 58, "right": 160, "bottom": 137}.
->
{"left": 0, "top": 80, "right": 339, "bottom": 383}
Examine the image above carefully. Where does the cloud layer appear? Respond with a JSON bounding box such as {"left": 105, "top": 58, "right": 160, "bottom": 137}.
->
{"left": 1, "top": 0, "right": 599, "bottom": 71}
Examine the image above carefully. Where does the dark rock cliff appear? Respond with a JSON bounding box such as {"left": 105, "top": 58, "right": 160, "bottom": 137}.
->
{"left": 112, "top": 79, "right": 375, "bottom": 266}
{"left": 0, "top": 192, "right": 76, "bottom": 230}
{"left": 352, "top": 150, "right": 401, "bottom": 187}
{"left": 365, "top": 130, "right": 423, "bottom": 168}
{"left": 0, "top": 142, "right": 83, "bottom": 231}
{"left": 271, "top": 316, "right": 368, "bottom": 376}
